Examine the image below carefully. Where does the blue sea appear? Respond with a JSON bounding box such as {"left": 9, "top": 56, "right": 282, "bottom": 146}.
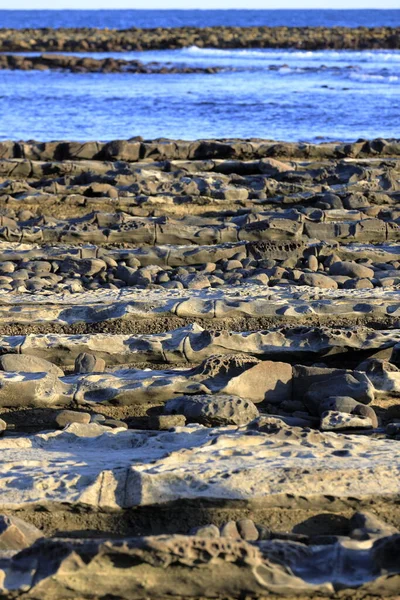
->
{"left": 0, "top": 10, "right": 399, "bottom": 142}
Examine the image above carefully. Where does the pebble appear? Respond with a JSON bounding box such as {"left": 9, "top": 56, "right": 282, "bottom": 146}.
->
{"left": 237, "top": 518, "right": 259, "bottom": 541}
{"left": 220, "top": 520, "right": 241, "bottom": 539}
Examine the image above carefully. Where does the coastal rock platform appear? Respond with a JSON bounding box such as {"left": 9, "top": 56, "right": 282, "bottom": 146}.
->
{"left": 0, "top": 137, "right": 399, "bottom": 598}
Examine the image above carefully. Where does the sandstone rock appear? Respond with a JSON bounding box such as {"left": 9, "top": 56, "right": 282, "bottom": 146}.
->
{"left": 190, "top": 524, "right": 220, "bottom": 538}
{"left": 307, "top": 255, "right": 319, "bottom": 271}
{"left": 237, "top": 518, "right": 259, "bottom": 541}
{"left": 149, "top": 414, "right": 186, "bottom": 430}
{"left": 356, "top": 358, "right": 400, "bottom": 393}
{"left": 165, "top": 394, "right": 259, "bottom": 426}
{"left": 222, "top": 360, "right": 293, "bottom": 405}
{"left": 103, "top": 419, "right": 128, "bottom": 429}
{"left": 319, "top": 396, "right": 378, "bottom": 428}
{"left": 305, "top": 372, "right": 375, "bottom": 413}
{"left": 0, "top": 371, "right": 70, "bottom": 408}
{"left": 349, "top": 511, "right": 399, "bottom": 540}
{"left": 75, "top": 352, "right": 106, "bottom": 373}
{"left": 220, "top": 520, "right": 241, "bottom": 539}
{"left": 55, "top": 410, "right": 91, "bottom": 428}
{"left": 0, "top": 515, "right": 42, "bottom": 551}
{"left": 329, "top": 261, "right": 375, "bottom": 279}
{"left": 0, "top": 354, "right": 64, "bottom": 377}
{"left": 320, "top": 410, "right": 373, "bottom": 431}
{"left": 299, "top": 273, "right": 338, "bottom": 289}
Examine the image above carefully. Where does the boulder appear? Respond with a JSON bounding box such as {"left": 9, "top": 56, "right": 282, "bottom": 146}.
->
{"left": 222, "top": 360, "right": 293, "bottom": 405}
{"left": 299, "top": 273, "right": 338, "bottom": 289}
{"left": 75, "top": 352, "right": 106, "bottom": 374}
{"left": 329, "top": 261, "right": 374, "bottom": 279}
{"left": 305, "top": 372, "right": 374, "bottom": 413}
{"left": 165, "top": 394, "right": 259, "bottom": 427}
{"left": 56, "top": 410, "right": 91, "bottom": 428}
{"left": 0, "top": 354, "right": 64, "bottom": 377}
{"left": 320, "top": 410, "right": 374, "bottom": 431}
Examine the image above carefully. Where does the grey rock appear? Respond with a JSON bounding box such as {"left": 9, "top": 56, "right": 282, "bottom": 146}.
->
{"left": 319, "top": 396, "right": 360, "bottom": 415}
{"left": 386, "top": 422, "right": 400, "bottom": 436}
{"left": 305, "top": 372, "right": 375, "bottom": 413}
{"left": 320, "top": 410, "right": 373, "bottom": 431}
{"left": 349, "top": 511, "right": 399, "bottom": 540}
{"left": 75, "top": 352, "right": 106, "bottom": 374}
{"left": 165, "top": 394, "right": 259, "bottom": 427}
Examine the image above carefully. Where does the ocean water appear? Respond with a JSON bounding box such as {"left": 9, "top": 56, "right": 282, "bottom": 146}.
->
{"left": 0, "top": 9, "right": 399, "bottom": 30}
{"left": 0, "top": 10, "right": 399, "bottom": 142}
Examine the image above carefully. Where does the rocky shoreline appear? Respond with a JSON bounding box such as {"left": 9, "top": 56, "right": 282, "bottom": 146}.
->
{"left": 0, "top": 26, "right": 398, "bottom": 52}
{"left": 0, "top": 53, "right": 223, "bottom": 74}
{"left": 0, "top": 137, "right": 400, "bottom": 598}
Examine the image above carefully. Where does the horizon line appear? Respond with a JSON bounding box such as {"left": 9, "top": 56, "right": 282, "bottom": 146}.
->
{"left": 1, "top": 6, "right": 399, "bottom": 9}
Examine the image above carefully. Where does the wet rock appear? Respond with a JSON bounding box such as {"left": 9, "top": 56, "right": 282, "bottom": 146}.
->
{"left": 386, "top": 422, "right": 400, "bottom": 437}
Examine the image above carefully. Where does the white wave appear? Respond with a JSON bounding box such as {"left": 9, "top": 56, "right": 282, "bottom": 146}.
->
{"left": 349, "top": 72, "right": 399, "bottom": 82}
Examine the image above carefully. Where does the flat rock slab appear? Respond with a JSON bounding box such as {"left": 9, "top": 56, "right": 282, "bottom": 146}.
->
{"left": 2, "top": 532, "right": 400, "bottom": 598}
{"left": 0, "top": 325, "right": 399, "bottom": 367}
{"left": 0, "top": 423, "right": 399, "bottom": 510}
{"left": 0, "top": 286, "right": 399, "bottom": 325}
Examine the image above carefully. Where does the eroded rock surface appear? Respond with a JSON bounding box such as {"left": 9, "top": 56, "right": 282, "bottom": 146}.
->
{"left": 1, "top": 137, "right": 400, "bottom": 598}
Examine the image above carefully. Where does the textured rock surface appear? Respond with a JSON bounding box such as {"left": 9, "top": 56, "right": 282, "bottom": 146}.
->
{"left": 0, "top": 423, "right": 399, "bottom": 510}
{"left": 0, "top": 137, "right": 399, "bottom": 598}
{"left": 0, "top": 26, "right": 399, "bottom": 52}
{"left": 165, "top": 394, "right": 259, "bottom": 426}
